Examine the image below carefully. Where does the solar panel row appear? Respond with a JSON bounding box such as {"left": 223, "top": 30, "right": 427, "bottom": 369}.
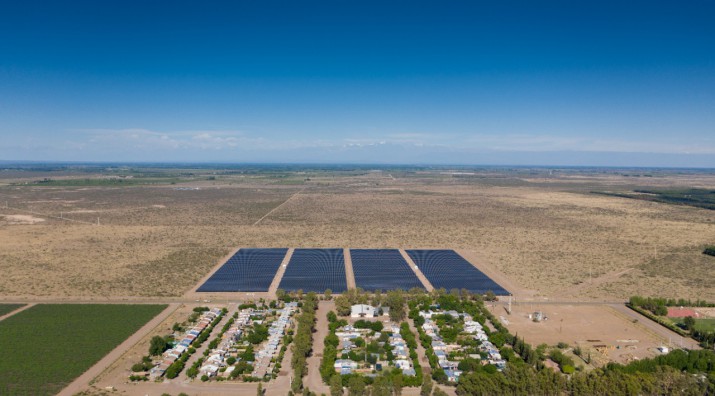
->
{"left": 406, "top": 249, "right": 509, "bottom": 295}
{"left": 350, "top": 249, "right": 425, "bottom": 291}
{"left": 197, "top": 248, "right": 287, "bottom": 292}
{"left": 278, "top": 248, "right": 348, "bottom": 293}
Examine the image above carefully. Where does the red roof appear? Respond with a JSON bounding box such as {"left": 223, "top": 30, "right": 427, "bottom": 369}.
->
{"left": 667, "top": 307, "right": 700, "bottom": 318}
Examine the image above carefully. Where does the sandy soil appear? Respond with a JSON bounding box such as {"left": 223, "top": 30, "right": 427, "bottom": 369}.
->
{"left": 1, "top": 171, "right": 714, "bottom": 302}
{"left": 0, "top": 214, "right": 45, "bottom": 224}
{"left": 485, "top": 303, "right": 692, "bottom": 366}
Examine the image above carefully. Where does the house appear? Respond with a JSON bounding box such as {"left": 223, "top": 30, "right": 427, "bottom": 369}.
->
{"left": 199, "top": 364, "right": 220, "bottom": 377}
{"left": 402, "top": 368, "right": 416, "bottom": 376}
{"left": 394, "top": 359, "right": 411, "bottom": 369}
{"left": 334, "top": 359, "right": 358, "bottom": 374}
{"left": 351, "top": 304, "right": 377, "bottom": 318}
{"left": 445, "top": 369, "right": 463, "bottom": 382}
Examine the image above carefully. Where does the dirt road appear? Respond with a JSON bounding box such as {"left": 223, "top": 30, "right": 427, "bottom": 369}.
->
{"left": 609, "top": 304, "right": 701, "bottom": 350}
{"left": 269, "top": 248, "right": 294, "bottom": 294}
{"left": 179, "top": 305, "right": 236, "bottom": 382}
{"left": 303, "top": 300, "right": 333, "bottom": 395}
{"left": 401, "top": 249, "right": 434, "bottom": 291}
{"left": 0, "top": 303, "right": 34, "bottom": 322}
{"left": 344, "top": 248, "right": 356, "bottom": 289}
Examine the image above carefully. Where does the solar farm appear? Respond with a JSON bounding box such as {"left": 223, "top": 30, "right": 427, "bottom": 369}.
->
{"left": 196, "top": 247, "right": 507, "bottom": 295}
{"left": 196, "top": 248, "right": 288, "bottom": 292}
{"left": 350, "top": 249, "right": 426, "bottom": 291}
{"left": 278, "top": 248, "right": 348, "bottom": 293}
{"left": 406, "top": 249, "right": 509, "bottom": 295}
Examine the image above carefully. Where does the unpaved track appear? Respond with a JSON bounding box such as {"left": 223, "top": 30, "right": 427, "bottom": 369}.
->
{"left": 0, "top": 303, "right": 34, "bottom": 322}
{"left": 179, "top": 305, "right": 236, "bottom": 381}
{"left": 57, "top": 303, "right": 179, "bottom": 396}
{"left": 401, "top": 249, "right": 434, "bottom": 291}
{"left": 303, "top": 300, "right": 333, "bottom": 395}
{"left": 408, "top": 317, "right": 431, "bottom": 370}
{"left": 269, "top": 248, "right": 294, "bottom": 294}
{"left": 253, "top": 189, "right": 304, "bottom": 225}
{"left": 266, "top": 340, "right": 294, "bottom": 396}
{"left": 609, "top": 304, "right": 700, "bottom": 350}
{"left": 344, "top": 248, "right": 356, "bottom": 289}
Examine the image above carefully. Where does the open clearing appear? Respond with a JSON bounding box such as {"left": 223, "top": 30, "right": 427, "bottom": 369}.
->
{"left": 486, "top": 303, "right": 679, "bottom": 366}
{"left": 1, "top": 167, "right": 714, "bottom": 301}
{"left": 0, "top": 304, "right": 166, "bottom": 396}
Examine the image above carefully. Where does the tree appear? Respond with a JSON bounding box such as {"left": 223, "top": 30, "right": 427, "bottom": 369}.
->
{"left": 484, "top": 290, "right": 497, "bottom": 301}
{"left": 277, "top": 288, "right": 287, "bottom": 301}
{"left": 683, "top": 316, "right": 696, "bottom": 332}
{"left": 335, "top": 295, "right": 352, "bottom": 316}
{"left": 149, "top": 335, "right": 167, "bottom": 356}
{"left": 330, "top": 374, "right": 344, "bottom": 396}
{"left": 433, "top": 388, "right": 449, "bottom": 396}
{"left": 420, "top": 375, "right": 433, "bottom": 396}
{"left": 257, "top": 382, "right": 264, "bottom": 396}
{"left": 325, "top": 289, "right": 333, "bottom": 300}
{"left": 348, "top": 375, "right": 366, "bottom": 396}
{"left": 385, "top": 290, "right": 406, "bottom": 322}
{"left": 393, "top": 374, "right": 403, "bottom": 396}
{"left": 372, "top": 376, "right": 391, "bottom": 396}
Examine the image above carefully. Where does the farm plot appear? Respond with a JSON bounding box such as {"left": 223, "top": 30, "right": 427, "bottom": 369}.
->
{"left": 0, "top": 304, "right": 25, "bottom": 317}
{"left": 0, "top": 304, "right": 167, "bottom": 396}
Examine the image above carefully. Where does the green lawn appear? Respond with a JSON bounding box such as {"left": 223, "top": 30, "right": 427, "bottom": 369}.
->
{"left": 0, "top": 304, "right": 25, "bottom": 317}
{"left": 671, "top": 317, "right": 715, "bottom": 332}
{"left": 0, "top": 304, "right": 166, "bottom": 396}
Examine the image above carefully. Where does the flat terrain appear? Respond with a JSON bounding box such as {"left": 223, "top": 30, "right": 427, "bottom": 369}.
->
{"left": 486, "top": 302, "right": 697, "bottom": 366}
{"left": 0, "top": 303, "right": 25, "bottom": 317}
{"left": 1, "top": 166, "right": 714, "bottom": 302}
{"left": 0, "top": 304, "right": 166, "bottom": 395}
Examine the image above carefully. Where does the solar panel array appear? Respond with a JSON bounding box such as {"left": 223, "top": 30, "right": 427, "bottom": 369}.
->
{"left": 197, "top": 248, "right": 287, "bottom": 292}
{"left": 278, "top": 248, "right": 348, "bottom": 293}
{"left": 351, "top": 249, "right": 425, "bottom": 291}
{"left": 406, "top": 249, "right": 509, "bottom": 295}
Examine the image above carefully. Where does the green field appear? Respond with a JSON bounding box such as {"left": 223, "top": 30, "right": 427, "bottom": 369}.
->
{"left": 671, "top": 317, "right": 715, "bottom": 332}
{"left": 0, "top": 304, "right": 166, "bottom": 396}
{"left": 0, "top": 304, "right": 24, "bottom": 316}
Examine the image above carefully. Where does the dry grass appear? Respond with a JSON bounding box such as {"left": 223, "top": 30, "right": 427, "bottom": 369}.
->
{"left": 0, "top": 170, "right": 714, "bottom": 300}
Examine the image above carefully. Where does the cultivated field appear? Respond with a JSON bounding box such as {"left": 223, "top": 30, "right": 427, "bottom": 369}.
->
{"left": 0, "top": 303, "right": 24, "bottom": 316}
{"left": 0, "top": 304, "right": 167, "bottom": 395}
{"left": 1, "top": 166, "right": 714, "bottom": 301}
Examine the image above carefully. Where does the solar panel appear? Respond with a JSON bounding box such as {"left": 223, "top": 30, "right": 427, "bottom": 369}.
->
{"left": 197, "top": 248, "right": 288, "bottom": 292}
{"left": 351, "top": 249, "right": 425, "bottom": 291}
{"left": 278, "top": 248, "right": 348, "bottom": 293}
{"left": 405, "top": 249, "right": 509, "bottom": 295}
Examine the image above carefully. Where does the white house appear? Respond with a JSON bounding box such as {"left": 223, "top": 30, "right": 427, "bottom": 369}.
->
{"left": 351, "top": 304, "right": 377, "bottom": 318}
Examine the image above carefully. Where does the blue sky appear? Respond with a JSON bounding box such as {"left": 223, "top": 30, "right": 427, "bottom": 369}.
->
{"left": 1, "top": 1, "right": 714, "bottom": 166}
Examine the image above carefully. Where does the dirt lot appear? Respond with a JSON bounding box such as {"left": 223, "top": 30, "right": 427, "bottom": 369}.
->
{"left": 1, "top": 169, "right": 714, "bottom": 301}
{"left": 486, "top": 303, "right": 679, "bottom": 366}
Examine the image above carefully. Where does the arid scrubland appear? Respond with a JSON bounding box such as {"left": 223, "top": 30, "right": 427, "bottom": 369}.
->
{"left": 1, "top": 168, "right": 714, "bottom": 300}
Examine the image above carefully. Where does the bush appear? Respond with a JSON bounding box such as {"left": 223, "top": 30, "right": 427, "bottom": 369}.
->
{"left": 149, "top": 335, "right": 168, "bottom": 356}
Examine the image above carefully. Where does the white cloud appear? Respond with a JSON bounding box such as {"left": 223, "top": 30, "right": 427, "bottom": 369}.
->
{"left": 58, "top": 128, "right": 715, "bottom": 159}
